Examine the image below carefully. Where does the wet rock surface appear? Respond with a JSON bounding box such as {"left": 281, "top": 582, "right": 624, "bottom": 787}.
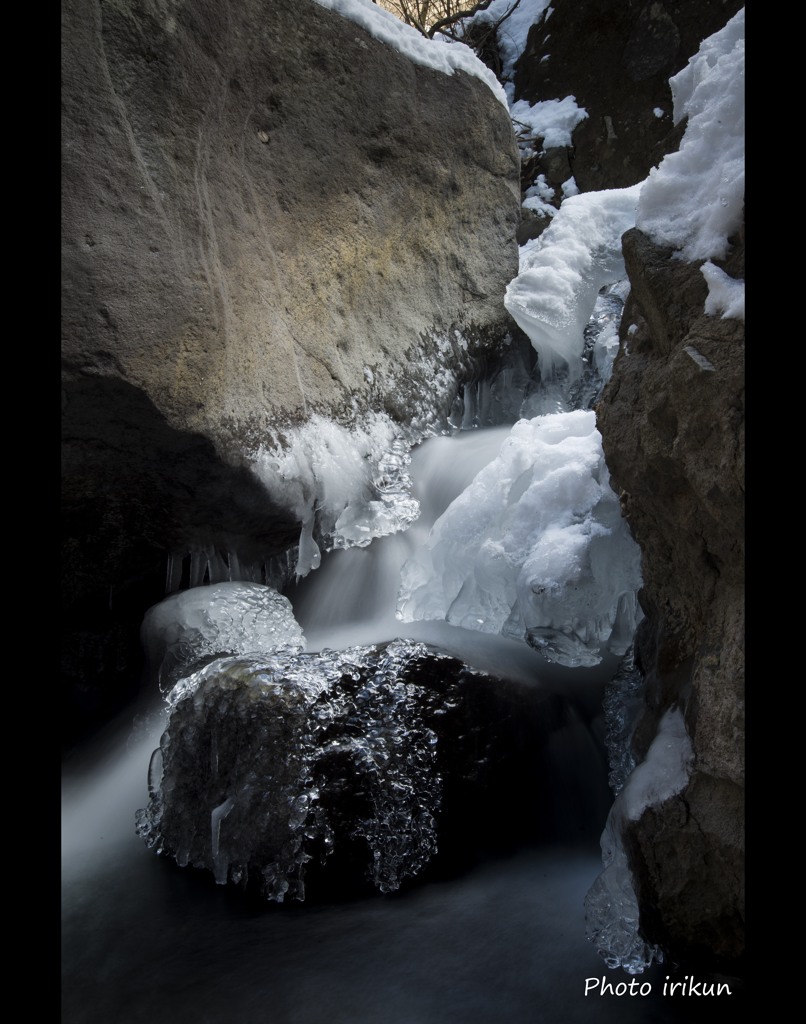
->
{"left": 137, "top": 640, "right": 612, "bottom": 901}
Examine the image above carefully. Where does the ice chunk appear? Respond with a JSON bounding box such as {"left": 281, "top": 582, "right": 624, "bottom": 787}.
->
{"left": 252, "top": 413, "right": 420, "bottom": 578}
{"left": 397, "top": 410, "right": 642, "bottom": 667}
{"left": 141, "top": 581, "right": 306, "bottom": 693}
{"left": 505, "top": 185, "right": 642, "bottom": 378}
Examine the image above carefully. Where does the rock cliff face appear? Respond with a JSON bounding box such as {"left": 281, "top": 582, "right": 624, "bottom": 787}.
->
{"left": 63, "top": 0, "right": 519, "bottom": 444}
{"left": 596, "top": 225, "right": 745, "bottom": 971}
{"left": 61, "top": 0, "right": 520, "bottom": 745}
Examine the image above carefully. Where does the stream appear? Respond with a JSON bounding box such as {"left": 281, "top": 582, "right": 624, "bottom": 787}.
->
{"left": 62, "top": 411, "right": 698, "bottom": 1024}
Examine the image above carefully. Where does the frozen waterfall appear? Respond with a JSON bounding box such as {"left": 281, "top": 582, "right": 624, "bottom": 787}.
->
{"left": 62, "top": 282, "right": 685, "bottom": 1023}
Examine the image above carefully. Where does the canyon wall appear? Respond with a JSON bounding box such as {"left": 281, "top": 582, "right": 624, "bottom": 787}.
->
{"left": 596, "top": 225, "right": 745, "bottom": 972}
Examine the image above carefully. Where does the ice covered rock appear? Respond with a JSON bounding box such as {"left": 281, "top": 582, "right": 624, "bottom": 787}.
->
{"left": 136, "top": 638, "right": 611, "bottom": 901}
{"left": 397, "top": 410, "right": 642, "bottom": 668}
{"left": 141, "top": 582, "right": 305, "bottom": 693}
{"left": 137, "top": 641, "right": 452, "bottom": 901}
{"left": 252, "top": 413, "right": 420, "bottom": 579}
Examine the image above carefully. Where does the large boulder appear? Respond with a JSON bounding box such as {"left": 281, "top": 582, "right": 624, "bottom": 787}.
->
{"left": 136, "top": 639, "right": 613, "bottom": 900}
{"left": 61, "top": 0, "right": 521, "bottom": 745}
{"left": 62, "top": 0, "right": 519, "bottom": 443}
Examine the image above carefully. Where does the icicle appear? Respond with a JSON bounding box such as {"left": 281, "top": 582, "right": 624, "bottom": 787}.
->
{"left": 189, "top": 549, "right": 208, "bottom": 588}
{"left": 296, "top": 511, "right": 321, "bottom": 580}
{"left": 228, "top": 550, "right": 242, "bottom": 582}
{"left": 211, "top": 796, "right": 236, "bottom": 884}
{"left": 208, "top": 548, "right": 229, "bottom": 585}
{"left": 147, "top": 747, "right": 163, "bottom": 800}
{"left": 165, "top": 552, "right": 185, "bottom": 595}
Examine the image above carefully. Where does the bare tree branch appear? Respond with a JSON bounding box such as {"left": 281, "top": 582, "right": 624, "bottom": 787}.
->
{"left": 378, "top": 0, "right": 519, "bottom": 41}
{"left": 493, "top": 0, "right": 524, "bottom": 36}
{"left": 426, "top": 1, "right": 495, "bottom": 39}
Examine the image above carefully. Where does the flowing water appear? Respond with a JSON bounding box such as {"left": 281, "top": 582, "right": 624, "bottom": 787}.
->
{"left": 62, "top": 421, "right": 700, "bottom": 1024}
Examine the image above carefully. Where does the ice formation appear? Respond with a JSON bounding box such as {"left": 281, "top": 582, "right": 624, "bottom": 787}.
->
{"left": 600, "top": 649, "right": 644, "bottom": 797}
{"left": 397, "top": 409, "right": 642, "bottom": 668}
{"left": 585, "top": 708, "right": 694, "bottom": 973}
{"left": 505, "top": 184, "right": 642, "bottom": 378}
{"left": 247, "top": 329, "right": 552, "bottom": 584}
{"left": 140, "top": 582, "right": 306, "bottom": 693}
{"left": 136, "top": 640, "right": 463, "bottom": 901}
{"left": 163, "top": 545, "right": 296, "bottom": 595}
{"left": 251, "top": 413, "right": 419, "bottom": 579}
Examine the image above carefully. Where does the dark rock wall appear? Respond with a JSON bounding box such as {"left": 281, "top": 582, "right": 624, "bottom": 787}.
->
{"left": 596, "top": 223, "right": 745, "bottom": 970}
{"left": 511, "top": 0, "right": 744, "bottom": 196}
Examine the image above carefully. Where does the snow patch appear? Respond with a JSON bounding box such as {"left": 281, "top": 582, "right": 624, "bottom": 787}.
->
{"left": 312, "top": 0, "right": 508, "bottom": 106}
{"left": 701, "top": 260, "right": 745, "bottom": 321}
{"left": 636, "top": 8, "right": 745, "bottom": 263}
{"left": 510, "top": 95, "right": 588, "bottom": 150}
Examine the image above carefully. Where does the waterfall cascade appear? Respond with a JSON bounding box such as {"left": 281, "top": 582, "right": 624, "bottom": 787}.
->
{"left": 130, "top": 276, "right": 650, "bottom": 902}
{"left": 62, "top": 274, "right": 703, "bottom": 1023}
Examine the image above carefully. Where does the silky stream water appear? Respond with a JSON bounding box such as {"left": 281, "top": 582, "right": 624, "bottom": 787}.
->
{"left": 62, "top": 424, "right": 698, "bottom": 1024}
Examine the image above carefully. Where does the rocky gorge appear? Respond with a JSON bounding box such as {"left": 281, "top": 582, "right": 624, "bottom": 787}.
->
{"left": 62, "top": 0, "right": 745, "bottom": 1010}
